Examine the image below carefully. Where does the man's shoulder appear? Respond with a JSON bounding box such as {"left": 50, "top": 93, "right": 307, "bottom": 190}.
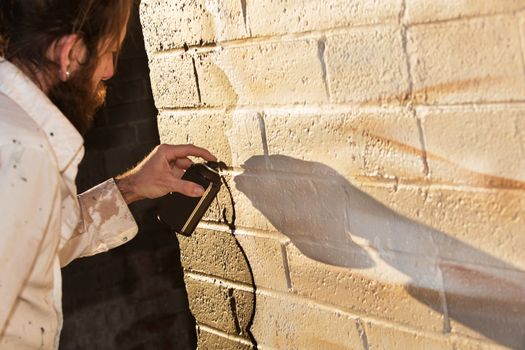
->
{"left": 0, "top": 92, "right": 47, "bottom": 146}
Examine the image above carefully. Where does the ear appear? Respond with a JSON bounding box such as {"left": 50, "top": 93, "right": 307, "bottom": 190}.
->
{"left": 51, "top": 34, "right": 84, "bottom": 82}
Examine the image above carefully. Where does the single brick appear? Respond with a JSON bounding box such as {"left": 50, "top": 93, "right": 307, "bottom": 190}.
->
{"left": 326, "top": 25, "right": 410, "bottom": 104}
{"left": 193, "top": 51, "right": 240, "bottom": 108}
{"left": 226, "top": 110, "right": 266, "bottom": 168}
{"left": 262, "top": 107, "right": 425, "bottom": 180}
{"left": 230, "top": 175, "right": 279, "bottom": 232}
{"left": 184, "top": 275, "right": 254, "bottom": 337}
{"left": 408, "top": 16, "right": 525, "bottom": 104}
{"left": 235, "top": 234, "right": 289, "bottom": 292}
{"left": 232, "top": 289, "right": 256, "bottom": 336}
{"left": 452, "top": 337, "right": 512, "bottom": 350}
{"left": 405, "top": 0, "right": 525, "bottom": 24}
{"left": 251, "top": 292, "right": 364, "bottom": 350}
{"left": 364, "top": 321, "right": 451, "bottom": 350}
{"left": 112, "top": 57, "right": 150, "bottom": 82}
{"left": 197, "top": 328, "right": 252, "bottom": 350}
{"left": 105, "top": 100, "right": 158, "bottom": 126}
{"left": 420, "top": 105, "right": 525, "bottom": 184}
{"left": 178, "top": 228, "right": 253, "bottom": 285}
{"left": 442, "top": 262, "right": 525, "bottom": 348}
{"left": 247, "top": 0, "right": 402, "bottom": 37}
{"left": 84, "top": 124, "right": 137, "bottom": 151}
{"left": 148, "top": 54, "right": 200, "bottom": 109}
{"left": 106, "top": 79, "right": 152, "bottom": 106}
{"left": 140, "top": 0, "right": 248, "bottom": 53}
{"left": 133, "top": 119, "right": 160, "bottom": 144}
{"left": 157, "top": 110, "right": 234, "bottom": 165}
{"left": 195, "top": 40, "right": 328, "bottom": 106}
{"left": 287, "top": 244, "right": 447, "bottom": 333}
{"left": 360, "top": 183, "right": 525, "bottom": 270}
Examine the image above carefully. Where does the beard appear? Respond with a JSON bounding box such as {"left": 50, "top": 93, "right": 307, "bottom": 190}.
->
{"left": 47, "top": 65, "right": 107, "bottom": 135}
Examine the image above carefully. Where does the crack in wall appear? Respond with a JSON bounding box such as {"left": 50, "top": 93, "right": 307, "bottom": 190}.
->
{"left": 280, "top": 242, "right": 292, "bottom": 290}
{"left": 257, "top": 112, "right": 269, "bottom": 158}
{"left": 228, "top": 288, "right": 243, "bottom": 335}
{"left": 517, "top": 16, "right": 525, "bottom": 90}
{"left": 416, "top": 116, "right": 430, "bottom": 176}
{"left": 317, "top": 37, "right": 331, "bottom": 101}
{"left": 191, "top": 57, "right": 202, "bottom": 103}
{"left": 356, "top": 319, "right": 369, "bottom": 350}
{"left": 400, "top": 0, "right": 430, "bottom": 177}
{"left": 240, "top": 0, "right": 248, "bottom": 33}
{"left": 437, "top": 262, "right": 452, "bottom": 334}
{"left": 399, "top": 0, "right": 414, "bottom": 104}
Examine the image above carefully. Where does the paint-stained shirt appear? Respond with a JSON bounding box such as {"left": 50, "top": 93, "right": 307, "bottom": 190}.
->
{"left": 0, "top": 59, "right": 138, "bottom": 349}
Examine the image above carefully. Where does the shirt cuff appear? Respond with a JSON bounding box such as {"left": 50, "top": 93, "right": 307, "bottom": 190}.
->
{"left": 79, "top": 178, "right": 138, "bottom": 254}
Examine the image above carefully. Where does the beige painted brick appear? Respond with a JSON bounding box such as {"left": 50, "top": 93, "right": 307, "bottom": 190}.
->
{"left": 230, "top": 177, "right": 278, "bottom": 232}
{"left": 442, "top": 263, "right": 525, "bottom": 348}
{"left": 197, "top": 329, "right": 252, "bottom": 350}
{"left": 364, "top": 321, "right": 451, "bottom": 350}
{"left": 251, "top": 292, "right": 364, "bottom": 350}
{"left": 420, "top": 105, "right": 525, "bottom": 184}
{"left": 185, "top": 275, "right": 254, "bottom": 337}
{"left": 235, "top": 234, "right": 289, "bottom": 292}
{"left": 157, "top": 110, "right": 233, "bottom": 164}
{"left": 179, "top": 228, "right": 253, "bottom": 285}
{"left": 420, "top": 187, "right": 525, "bottom": 270}
{"left": 148, "top": 55, "right": 199, "bottom": 108}
{"left": 225, "top": 110, "right": 266, "bottom": 168}
{"left": 405, "top": 0, "right": 525, "bottom": 24}
{"left": 358, "top": 183, "right": 525, "bottom": 270}
{"left": 326, "top": 26, "right": 410, "bottom": 104}
{"left": 408, "top": 16, "right": 525, "bottom": 104}
{"left": 193, "top": 52, "right": 240, "bottom": 108}
{"left": 231, "top": 289, "right": 255, "bottom": 336}
{"left": 195, "top": 40, "right": 328, "bottom": 106}
{"left": 451, "top": 337, "right": 512, "bottom": 350}
{"left": 140, "top": 0, "right": 248, "bottom": 53}
{"left": 262, "top": 107, "right": 425, "bottom": 180}
{"left": 287, "top": 244, "right": 447, "bottom": 333}
{"left": 247, "top": 0, "right": 402, "bottom": 37}
{"left": 234, "top": 173, "right": 361, "bottom": 262}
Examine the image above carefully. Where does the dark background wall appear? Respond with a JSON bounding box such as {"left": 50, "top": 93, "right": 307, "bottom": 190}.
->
{"left": 60, "top": 4, "right": 197, "bottom": 349}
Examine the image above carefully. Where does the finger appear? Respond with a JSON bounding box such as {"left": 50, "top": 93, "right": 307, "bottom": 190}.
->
{"left": 170, "top": 157, "right": 193, "bottom": 170}
{"left": 169, "top": 178, "right": 205, "bottom": 197}
{"left": 170, "top": 166, "right": 185, "bottom": 179}
{"left": 160, "top": 144, "right": 217, "bottom": 162}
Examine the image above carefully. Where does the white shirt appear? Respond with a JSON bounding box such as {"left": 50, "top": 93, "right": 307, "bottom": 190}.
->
{"left": 0, "top": 59, "right": 138, "bottom": 349}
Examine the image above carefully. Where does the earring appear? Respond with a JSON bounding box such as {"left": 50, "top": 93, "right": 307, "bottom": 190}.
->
{"left": 65, "top": 70, "right": 70, "bottom": 80}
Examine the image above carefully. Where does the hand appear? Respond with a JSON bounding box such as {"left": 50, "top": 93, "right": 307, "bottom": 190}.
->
{"left": 115, "top": 144, "right": 217, "bottom": 204}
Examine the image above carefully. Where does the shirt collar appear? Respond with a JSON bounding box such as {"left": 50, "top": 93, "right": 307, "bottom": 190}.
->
{"left": 0, "top": 58, "right": 84, "bottom": 172}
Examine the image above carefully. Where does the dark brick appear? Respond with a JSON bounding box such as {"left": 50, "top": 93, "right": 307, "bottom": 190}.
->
{"left": 76, "top": 151, "right": 107, "bottom": 192}
{"left": 105, "top": 79, "right": 152, "bottom": 106}
{"left": 134, "top": 119, "right": 160, "bottom": 144}
{"left": 104, "top": 142, "right": 156, "bottom": 177}
{"left": 84, "top": 124, "right": 137, "bottom": 151}
{"left": 105, "top": 99, "right": 158, "bottom": 126}
{"left": 114, "top": 56, "right": 151, "bottom": 82}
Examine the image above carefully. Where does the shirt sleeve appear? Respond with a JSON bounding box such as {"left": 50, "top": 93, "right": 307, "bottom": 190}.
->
{"left": 0, "top": 145, "right": 59, "bottom": 336}
{"left": 59, "top": 178, "right": 138, "bottom": 267}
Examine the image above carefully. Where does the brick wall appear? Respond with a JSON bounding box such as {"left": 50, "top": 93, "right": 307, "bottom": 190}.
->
{"left": 140, "top": 1, "right": 525, "bottom": 349}
{"left": 60, "top": 4, "right": 196, "bottom": 349}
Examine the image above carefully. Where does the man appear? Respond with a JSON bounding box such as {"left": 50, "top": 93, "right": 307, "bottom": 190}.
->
{"left": 0, "top": 1, "right": 216, "bottom": 348}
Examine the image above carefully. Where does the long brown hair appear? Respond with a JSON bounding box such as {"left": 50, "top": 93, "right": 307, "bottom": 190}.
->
{"left": 0, "top": 0, "right": 133, "bottom": 83}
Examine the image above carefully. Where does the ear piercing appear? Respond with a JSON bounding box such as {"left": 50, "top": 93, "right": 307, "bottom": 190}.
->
{"left": 65, "top": 70, "right": 70, "bottom": 80}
